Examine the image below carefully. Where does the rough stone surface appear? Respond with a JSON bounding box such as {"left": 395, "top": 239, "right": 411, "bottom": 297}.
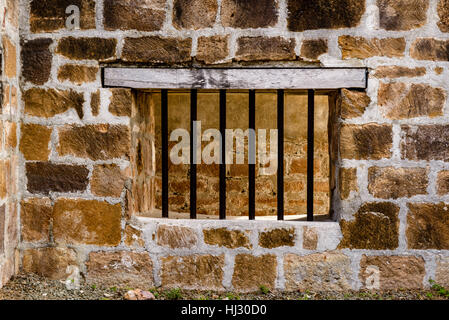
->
{"left": 122, "top": 37, "right": 192, "bottom": 64}
{"left": 22, "top": 247, "right": 78, "bottom": 280}
{"left": 303, "top": 227, "right": 318, "bottom": 250}
{"left": 339, "top": 168, "right": 358, "bottom": 200}
{"left": 374, "top": 66, "right": 426, "bottom": 78}
{"left": 57, "top": 124, "right": 130, "bottom": 160}
{"left": 401, "top": 125, "right": 449, "bottom": 161}
{"left": 124, "top": 225, "right": 145, "bottom": 247}
{"left": 103, "top": 0, "right": 165, "bottom": 31}
{"left": 221, "top": 0, "right": 278, "bottom": 29}
{"left": 56, "top": 37, "right": 117, "bottom": 61}
{"left": 91, "top": 164, "right": 128, "bottom": 198}
{"left": 21, "top": 38, "right": 52, "bottom": 85}
{"left": 3, "top": 36, "right": 16, "bottom": 79}
{"left": 258, "top": 228, "right": 295, "bottom": 248}
{"left": 91, "top": 90, "right": 100, "bottom": 116}
{"left": 438, "top": 0, "right": 449, "bottom": 32}
{"left": 339, "top": 36, "right": 406, "bottom": 59}
{"left": 20, "top": 198, "right": 52, "bottom": 242}
{"left": 437, "top": 171, "right": 449, "bottom": 195}
{"left": 368, "top": 167, "right": 428, "bottom": 199}
{"left": 26, "top": 162, "right": 89, "bottom": 195}
{"left": 359, "top": 255, "right": 425, "bottom": 290}
{"left": 435, "top": 256, "right": 449, "bottom": 287}
{"left": 339, "top": 202, "right": 400, "bottom": 250}
{"left": 410, "top": 38, "right": 449, "bottom": 61}
{"left": 378, "top": 82, "right": 445, "bottom": 119}
{"left": 173, "top": 0, "right": 217, "bottom": 29}
{"left": 53, "top": 199, "right": 121, "bottom": 246}
{"left": 340, "top": 124, "right": 393, "bottom": 160}
{"left": 109, "top": 89, "right": 132, "bottom": 117}
{"left": 406, "top": 203, "right": 449, "bottom": 249}
{"left": 232, "top": 254, "right": 277, "bottom": 291}
{"left": 20, "top": 123, "right": 52, "bottom": 161}
{"left": 196, "top": 35, "right": 229, "bottom": 64}
{"left": 287, "top": 0, "right": 365, "bottom": 31}
{"left": 57, "top": 64, "right": 98, "bottom": 85}
{"left": 339, "top": 89, "right": 370, "bottom": 119}
{"left": 86, "top": 251, "right": 154, "bottom": 288}
{"left": 0, "top": 205, "right": 4, "bottom": 255}
{"left": 236, "top": 37, "right": 296, "bottom": 62}
{"left": 157, "top": 225, "right": 198, "bottom": 249}
{"left": 161, "top": 255, "right": 224, "bottom": 290}
{"left": 284, "top": 252, "right": 352, "bottom": 291}
{"left": 24, "top": 88, "right": 84, "bottom": 119}
{"left": 377, "top": 0, "right": 428, "bottom": 31}
{"left": 29, "top": 0, "right": 96, "bottom": 32}
{"left": 300, "top": 39, "right": 328, "bottom": 61}
{"left": 203, "top": 228, "right": 250, "bottom": 249}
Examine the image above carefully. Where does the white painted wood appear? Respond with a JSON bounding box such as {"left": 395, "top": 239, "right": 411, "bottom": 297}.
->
{"left": 103, "top": 68, "right": 367, "bottom": 89}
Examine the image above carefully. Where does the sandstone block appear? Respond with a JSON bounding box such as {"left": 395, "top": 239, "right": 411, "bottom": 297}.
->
{"left": 20, "top": 198, "right": 52, "bottom": 242}
{"left": 401, "top": 125, "right": 449, "bottom": 161}
{"left": 437, "top": 171, "right": 449, "bottom": 195}
{"left": 303, "top": 226, "right": 318, "bottom": 250}
{"left": 339, "top": 89, "right": 370, "bottom": 119}
{"left": 221, "top": 0, "right": 278, "bottom": 28}
{"left": 204, "top": 228, "right": 251, "bottom": 249}
{"left": 196, "top": 36, "right": 229, "bottom": 64}
{"left": 57, "top": 64, "right": 98, "bottom": 85}
{"left": 21, "top": 38, "right": 52, "bottom": 85}
{"left": 56, "top": 37, "right": 117, "bottom": 61}
{"left": 157, "top": 225, "right": 198, "bottom": 249}
{"left": 377, "top": 0, "right": 428, "bottom": 31}
{"left": 232, "top": 254, "right": 277, "bottom": 292}
{"left": 173, "top": 0, "right": 217, "bottom": 29}
{"left": 438, "top": 0, "right": 449, "bottom": 32}
{"left": 339, "top": 36, "right": 406, "bottom": 59}
{"left": 339, "top": 167, "right": 358, "bottom": 200}
{"left": 258, "top": 228, "right": 295, "bottom": 248}
{"left": 109, "top": 89, "right": 132, "bottom": 117}
{"left": 22, "top": 247, "right": 78, "bottom": 280}
{"left": 235, "top": 37, "right": 296, "bottom": 62}
{"left": 410, "top": 38, "right": 449, "bottom": 61}
{"left": 436, "top": 256, "right": 449, "bottom": 287}
{"left": 374, "top": 66, "right": 426, "bottom": 78}
{"left": 91, "top": 164, "right": 129, "bottom": 198}
{"left": 20, "top": 123, "right": 52, "bottom": 161}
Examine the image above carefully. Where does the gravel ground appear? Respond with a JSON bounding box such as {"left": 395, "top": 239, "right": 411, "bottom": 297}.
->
{"left": 1, "top": 273, "right": 448, "bottom": 300}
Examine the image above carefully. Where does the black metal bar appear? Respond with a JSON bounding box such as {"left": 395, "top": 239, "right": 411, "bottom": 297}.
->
{"left": 307, "top": 89, "right": 315, "bottom": 221}
{"left": 219, "top": 89, "right": 227, "bottom": 220}
{"left": 248, "top": 90, "right": 256, "bottom": 220}
{"left": 277, "top": 89, "right": 284, "bottom": 221}
{"left": 161, "top": 89, "right": 169, "bottom": 218}
{"left": 190, "top": 89, "right": 198, "bottom": 219}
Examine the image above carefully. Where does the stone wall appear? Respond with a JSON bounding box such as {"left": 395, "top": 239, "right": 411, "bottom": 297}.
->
{"left": 11, "top": 0, "right": 449, "bottom": 291}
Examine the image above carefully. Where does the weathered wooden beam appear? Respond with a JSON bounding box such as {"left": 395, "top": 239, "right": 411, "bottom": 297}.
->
{"left": 103, "top": 68, "right": 367, "bottom": 89}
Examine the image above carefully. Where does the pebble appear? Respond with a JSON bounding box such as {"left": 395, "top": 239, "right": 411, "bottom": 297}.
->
{"left": 124, "top": 289, "right": 156, "bottom": 301}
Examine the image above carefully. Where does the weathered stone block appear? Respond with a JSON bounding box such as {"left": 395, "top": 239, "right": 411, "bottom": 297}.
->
{"left": 300, "top": 39, "right": 328, "bottom": 61}
{"left": 374, "top": 66, "right": 426, "bottom": 78}
{"left": 436, "top": 256, "right": 449, "bottom": 287}
{"left": 204, "top": 228, "right": 251, "bottom": 249}
{"left": 368, "top": 167, "right": 428, "bottom": 199}
{"left": 26, "top": 162, "right": 89, "bottom": 195}
{"left": 236, "top": 36, "right": 296, "bottom": 62}
{"left": 359, "top": 255, "right": 425, "bottom": 290}
{"left": 339, "top": 168, "right": 358, "bottom": 200}
{"left": 122, "top": 37, "right": 192, "bottom": 64}
{"left": 86, "top": 251, "right": 153, "bottom": 288}
{"left": 124, "top": 225, "right": 145, "bottom": 247}
{"left": 57, "top": 64, "right": 98, "bottom": 85}
{"left": 339, "top": 89, "right": 370, "bottom": 119}
{"left": 20, "top": 123, "right": 52, "bottom": 161}
{"left": 109, "top": 89, "right": 132, "bottom": 117}
{"left": 0, "top": 205, "right": 4, "bottom": 255}
{"left": 24, "top": 88, "right": 84, "bottom": 119}
{"left": 259, "top": 228, "right": 295, "bottom": 248}
{"left": 21, "top": 38, "right": 52, "bottom": 85}
{"left": 53, "top": 199, "right": 121, "bottom": 246}
{"left": 30, "top": 0, "right": 96, "bottom": 32}
{"left": 284, "top": 252, "right": 352, "bottom": 291}
{"left": 196, "top": 35, "right": 229, "bottom": 64}
{"left": 303, "top": 226, "right": 318, "bottom": 250}
{"left": 438, "top": 0, "right": 449, "bottom": 32}
{"left": 401, "top": 125, "right": 449, "bottom": 161}
{"left": 103, "top": 0, "right": 165, "bottom": 31}
{"left": 57, "top": 124, "right": 130, "bottom": 160}
{"left": 287, "top": 0, "right": 365, "bottom": 31}
{"left": 410, "top": 38, "right": 449, "bottom": 61}
{"left": 56, "top": 37, "right": 117, "bottom": 61}
{"left": 157, "top": 225, "right": 198, "bottom": 249}
{"left": 232, "top": 254, "right": 277, "bottom": 291}
{"left": 161, "top": 255, "right": 224, "bottom": 290}
{"left": 173, "top": 0, "right": 217, "bottom": 29}
{"left": 339, "top": 36, "right": 406, "bottom": 59}
{"left": 91, "top": 164, "right": 129, "bottom": 198}
{"left": 3, "top": 36, "right": 16, "bottom": 79}
{"left": 377, "top": 0, "right": 428, "bottom": 31}
{"left": 339, "top": 202, "right": 400, "bottom": 250}
{"left": 437, "top": 171, "right": 449, "bottom": 195}
{"left": 20, "top": 198, "right": 52, "bottom": 242}
{"left": 91, "top": 90, "right": 100, "bottom": 116}
{"left": 407, "top": 203, "right": 449, "bottom": 249}
{"left": 221, "top": 0, "right": 277, "bottom": 28}
{"left": 378, "top": 82, "right": 445, "bottom": 119}
{"left": 22, "top": 247, "right": 78, "bottom": 280}
{"left": 340, "top": 124, "right": 393, "bottom": 160}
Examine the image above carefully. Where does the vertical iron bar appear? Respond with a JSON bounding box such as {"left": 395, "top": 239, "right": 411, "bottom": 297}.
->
{"left": 161, "top": 89, "right": 169, "bottom": 218}
{"left": 248, "top": 90, "right": 256, "bottom": 220}
{"left": 307, "top": 89, "right": 315, "bottom": 221}
{"left": 190, "top": 89, "right": 198, "bottom": 219}
{"left": 219, "top": 89, "right": 227, "bottom": 220}
{"left": 277, "top": 89, "right": 284, "bottom": 221}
